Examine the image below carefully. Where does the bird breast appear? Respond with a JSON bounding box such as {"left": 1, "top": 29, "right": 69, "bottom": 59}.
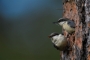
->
{"left": 55, "top": 36, "right": 66, "bottom": 47}
{"left": 63, "top": 22, "right": 75, "bottom": 33}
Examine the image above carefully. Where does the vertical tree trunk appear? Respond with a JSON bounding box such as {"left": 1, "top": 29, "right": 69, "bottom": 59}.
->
{"left": 61, "top": 0, "right": 90, "bottom": 60}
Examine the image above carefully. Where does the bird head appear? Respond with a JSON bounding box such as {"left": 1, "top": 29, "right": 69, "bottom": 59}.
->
{"left": 48, "top": 32, "right": 59, "bottom": 39}
{"left": 53, "top": 18, "right": 69, "bottom": 26}
{"left": 48, "top": 32, "right": 64, "bottom": 40}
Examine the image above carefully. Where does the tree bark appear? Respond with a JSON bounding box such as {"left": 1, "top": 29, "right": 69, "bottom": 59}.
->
{"left": 61, "top": 0, "right": 90, "bottom": 60}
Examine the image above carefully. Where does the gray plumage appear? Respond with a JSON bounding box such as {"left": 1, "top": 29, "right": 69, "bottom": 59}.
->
{"left": 67, "top": 20, "right": 75, "bottom": 28}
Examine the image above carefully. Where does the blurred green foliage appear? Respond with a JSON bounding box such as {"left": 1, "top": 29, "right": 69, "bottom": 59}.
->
{"left": 0, "top": 0, "right": 63, "bottom": 60}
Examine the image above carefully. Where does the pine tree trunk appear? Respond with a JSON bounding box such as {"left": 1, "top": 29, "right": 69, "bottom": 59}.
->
{"left": 61, "top": 0, "right": 90, "bottom": 60}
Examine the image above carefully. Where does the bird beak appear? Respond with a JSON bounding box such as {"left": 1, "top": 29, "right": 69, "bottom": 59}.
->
{"left": 48, "top": 35, "right": 51, "bottom": 38}
{"left": 53, "top": 22, "right": 60, "bottom": 26}
{"left": 53, "top": 22, "right": 58, "bottom": 24}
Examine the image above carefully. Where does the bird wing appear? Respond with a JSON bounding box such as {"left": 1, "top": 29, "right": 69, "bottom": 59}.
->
{"left": 68, "top": 20, "right": 75, "bottom": 28}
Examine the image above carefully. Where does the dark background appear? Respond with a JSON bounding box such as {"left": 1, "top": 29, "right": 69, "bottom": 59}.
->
{"left": 0, "top": 0, "right": 63, "bottom": 60}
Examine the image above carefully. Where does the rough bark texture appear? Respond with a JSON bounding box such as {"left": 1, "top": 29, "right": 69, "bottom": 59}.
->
{"left": 61, "top": 0, "right": 90, "bottom": 60}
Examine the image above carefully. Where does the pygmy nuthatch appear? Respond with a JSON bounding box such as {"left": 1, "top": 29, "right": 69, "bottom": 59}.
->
{"left": 53, "top": 18, "right": 75, "bottom": 33}
{"left": 48, "top": 32, "right": 68, "bottom": 51}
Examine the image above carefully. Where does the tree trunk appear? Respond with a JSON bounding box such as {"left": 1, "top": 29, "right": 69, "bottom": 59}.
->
{"left": 61, "top": 0, "right": 90, "bottom": 60}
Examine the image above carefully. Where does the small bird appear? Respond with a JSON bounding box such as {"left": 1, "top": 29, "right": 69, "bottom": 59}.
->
{"left": 48, "top": 32, "right": 68, "bottom": 51}
{"left": 53, "top": 18, "right": 75, "bottom": 34}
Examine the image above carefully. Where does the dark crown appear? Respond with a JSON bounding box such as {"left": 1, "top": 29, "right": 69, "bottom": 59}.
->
{"left": 49, "top": 32, "right": 59, "bottom": 38}
{"left": 58, "top": 18, "right": 70, "bottom": 22}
